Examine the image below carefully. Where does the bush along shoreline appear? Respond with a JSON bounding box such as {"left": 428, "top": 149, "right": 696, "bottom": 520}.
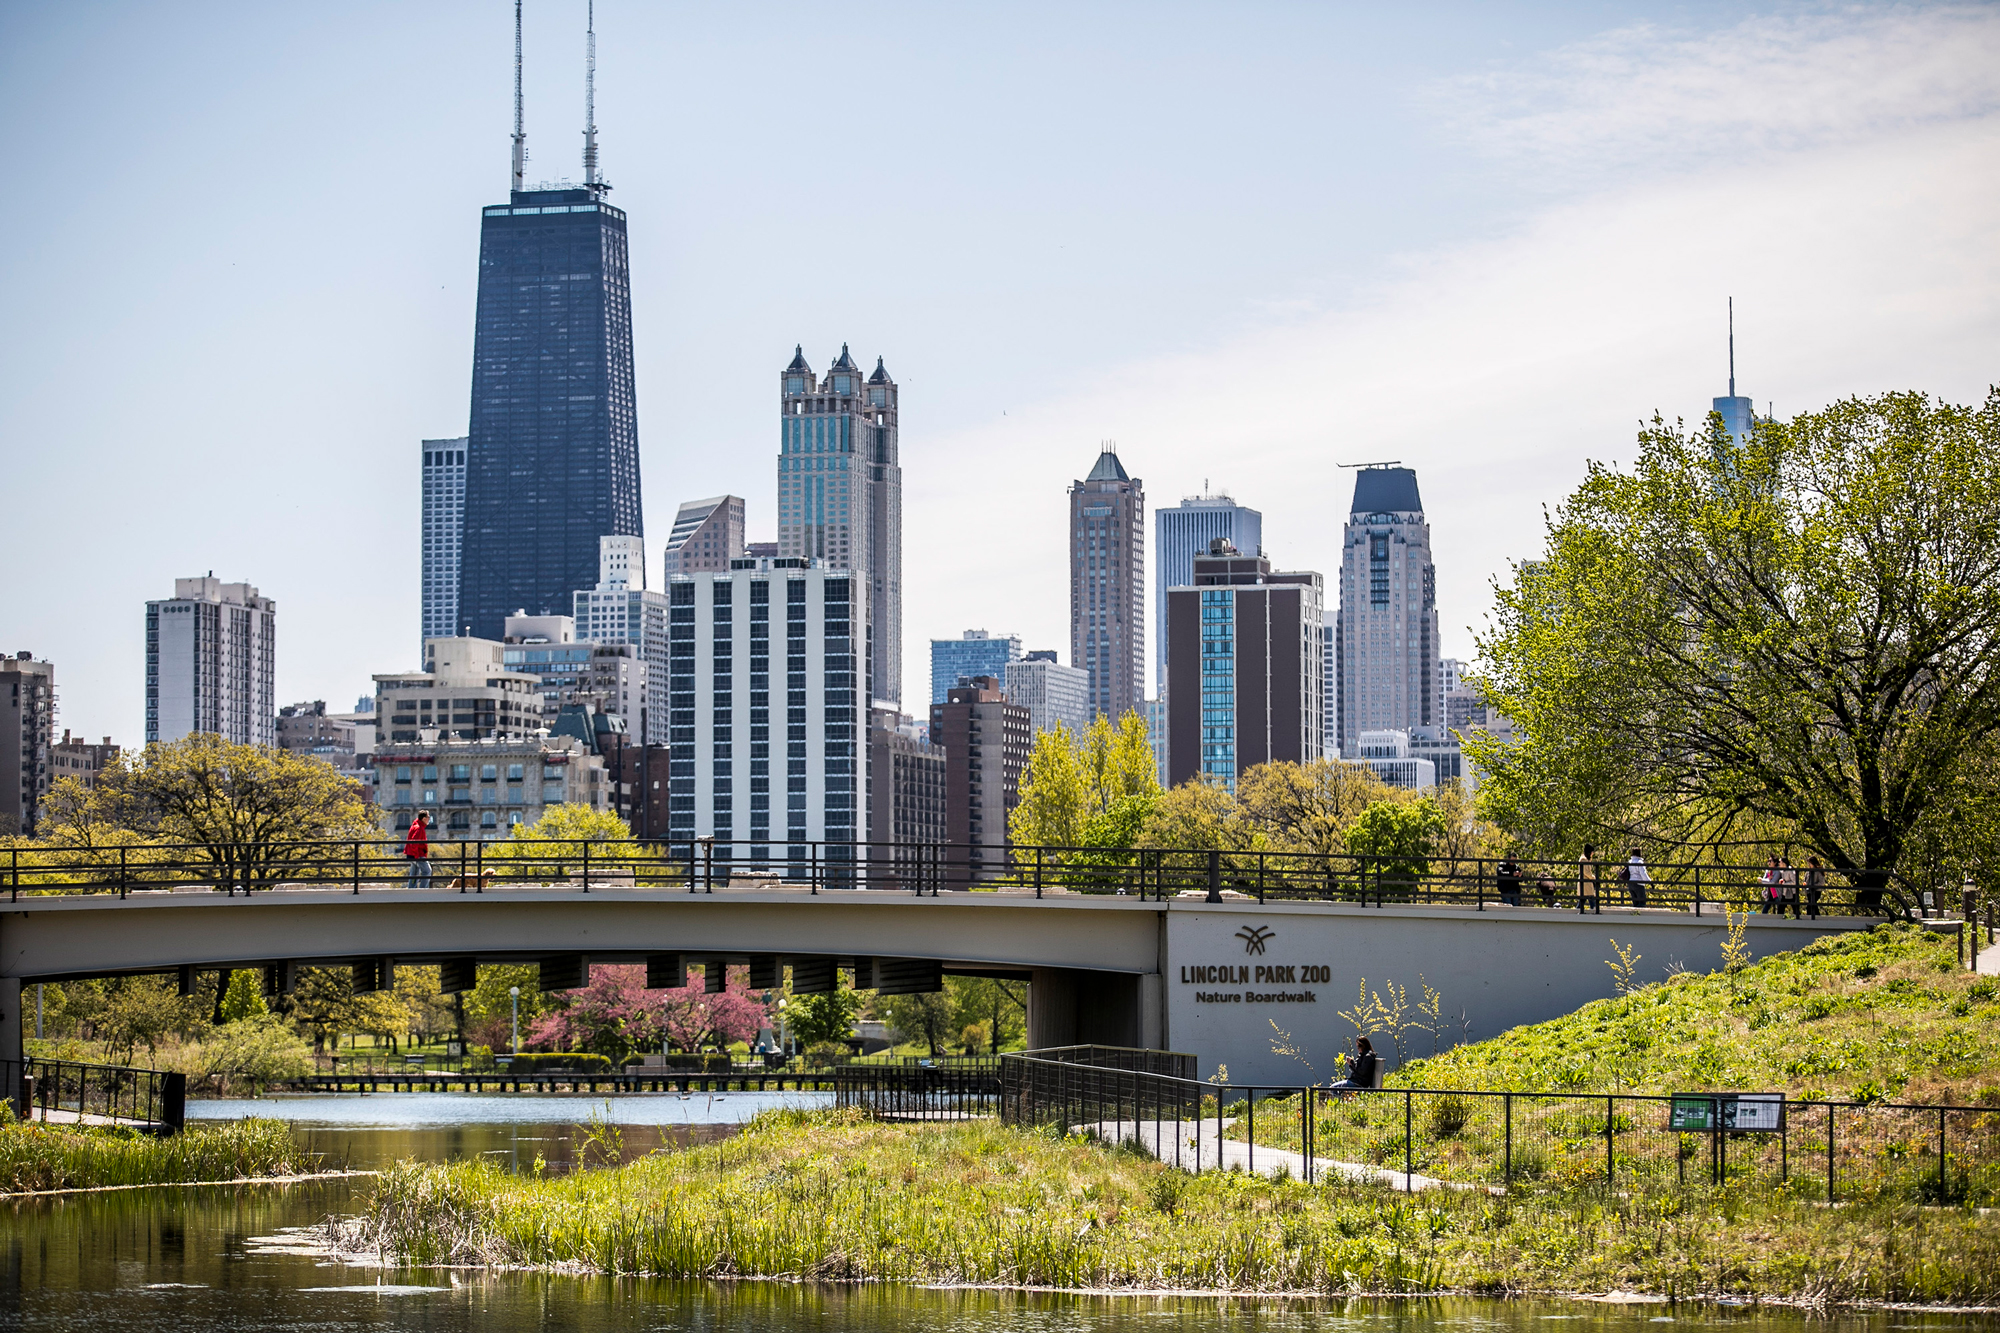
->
{"left": 0, "top": 1117, "right": 316, "bottom": 1195}
{"left": 342, "top": 1108, "right": 2000, "bottom": 1304}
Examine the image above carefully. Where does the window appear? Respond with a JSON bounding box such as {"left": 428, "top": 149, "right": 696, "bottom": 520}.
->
{"left": 480, "top": 764, "right": 498, "bottom": 781}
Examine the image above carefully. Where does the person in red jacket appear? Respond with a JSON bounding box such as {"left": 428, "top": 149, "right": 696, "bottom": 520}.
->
{"left": 404, "top": 810, "right": 433, "bottom": 888}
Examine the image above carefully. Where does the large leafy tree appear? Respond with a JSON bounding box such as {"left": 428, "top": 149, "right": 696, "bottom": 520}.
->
{"left": 1468, "top": 389, "right": 2000, "bottom": 878}
{"left": 1234, "top": 759, "right": 1396, "bottom": 856}
{"left": 38, "top": 734, "right": 372, "bottom": 888}
{"left": 1007, "top": 712, "right": 1160, "bottom": 849}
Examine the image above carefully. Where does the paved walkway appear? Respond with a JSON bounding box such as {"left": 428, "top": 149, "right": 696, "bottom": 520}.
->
{"left": 1978, "top": 935, "right": 2000, "bottom": 975}
{"left": 1078, "top": 1117, "right": 1455, "bottom": 1191}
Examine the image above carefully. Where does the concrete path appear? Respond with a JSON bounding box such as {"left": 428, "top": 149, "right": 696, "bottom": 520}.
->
{"left": 1078, "top": 1117, "right": 1454, "bottom": 1191}
{"left": 1978, "top": 935, "right": 2000, "bottom": 975}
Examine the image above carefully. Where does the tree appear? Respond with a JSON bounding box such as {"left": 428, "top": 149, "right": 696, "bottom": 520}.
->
{"left": 1468, "top": 390, "right": 2000, "bottom": 880}
{"left": 393, "top": 966, "right": 456, "bottom": 1045}
{"left": 526, "top": 964, "right": 670, "bottom": 1061}
{"left": 1234, "top": 760, "right": 1397, "bottom": 856}
{"left": 652, "top": 964, "right": 765, "bottom": 1051}
{"left": 286, "top": 966, "right": 410, "bottom": 1055}
{"left": 947, "top": 976, "right": 1025, "bottom": 1053}
{"left": 879, "top": 990, "right": 953, "bottom": 1056}
{"left": 783, "top": 984, "right": 863, "bottom": 1048}
{"left": 1009, "top": 712, "right": 1161, "bottom": 850}
{"left": 1344, "top": 797, "right": 1448, "bottom": 891}
{"left": 36, "top": 734, "right": 372, "bottom": 889}
{"left": 463, "top": 964, "right": 544, "bottom": 1051}
{"left": 94, "top": 976, "right": 205, "bottom": 1062}
{"left": 217, "top": 970, "right": 268, "bottom": 1023}
{"left": 487, "top": 804, "right": 648, "bottom": 884}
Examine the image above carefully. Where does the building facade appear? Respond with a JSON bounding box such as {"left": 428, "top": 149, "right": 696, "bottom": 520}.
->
{"left": 1332, "top": 467, "right": 1441, "bottom": 759}
{"left": 572, "top": 536, "right": 669, "bottom": 744}
{"left": 145, "top": 578, "right": 276, "bottom": 747}
{"left": 457, "top": 184, "right": 642, "bottom": 641}
{"left": 1140, "top": 695, "right": 1169, "bottom": 788}
{"left": 1070, "top": 448, "right": 1145, "bottom": 724}
{"left": 777, "top": 347, "right": 902, "bottom": 705}
{"left": 868, "top": 708, "right": 948, "bottom": 885}
{"left": 929, "top": 676, "right": 1031, "bottom": 884}
{"left": 371, "top": 735, "right": 608, "bottom": 841}
{"left": 1002, "top": 651, "right": 1090, "bottom": 739}
{"left": 374, "top": 638, "right": 545, "bottom": 745}
{"left": 663, "top": 560, "right": 866, "bottom": 878}
{"left": 1354, "top": 729, "right": 1437, "bottom": 790}
{"left": 1155, "top": 489, "right": 1260, "bottom": 693}
{"left": 662, "top": 496, "right": 746, "bottom": 575}
{"left": 1165, "top": 540, "right": 1323, "bottom": 790}
{"left": 50, "top": 730, "right": 119, "bottom": 794}
{"left": 1, "top": 653, "right": 55, "bottom": 836}
{"left": 930, "top": 630, "right": 1022, "bottom": 706}
{"left": 420, "top": 437, "right": 469, "bottom": 655}
{"left": 276, "top": 702, "right": 360, "bottom": 772}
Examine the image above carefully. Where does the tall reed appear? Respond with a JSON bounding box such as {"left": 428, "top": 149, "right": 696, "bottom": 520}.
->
{"left": 0, "top": 1118, "right": 311, "bottom": 1194}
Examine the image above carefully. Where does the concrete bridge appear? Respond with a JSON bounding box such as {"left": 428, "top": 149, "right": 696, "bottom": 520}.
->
{"left": 0, "top": 883, "right": 1872, "bottom": 1084}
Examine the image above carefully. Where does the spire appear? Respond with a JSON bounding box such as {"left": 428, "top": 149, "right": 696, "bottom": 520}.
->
{"left": 867, "top": 355, "right": 891, "bottom": 385}
{"left": 785, "top": 344, "right": 811, "bottom": 373}
{"left": 1085, "top": 444, "right": 1130, "bottom": 483}
{"left": 1727, "top": 296, "right": 1736, "bottom": 398}
{"left": 511, "top": 0, "right": 526, "bottom": 193}
{"left": 830, "top": 343, "right": 859, "bottom": 372}
{"left": 581, "top": 0, "right": 600, "bottom": 188}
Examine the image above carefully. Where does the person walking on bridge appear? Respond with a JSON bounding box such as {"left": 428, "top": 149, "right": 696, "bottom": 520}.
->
{"left": 404, "top": 811, "right": 433, "bottom": 888}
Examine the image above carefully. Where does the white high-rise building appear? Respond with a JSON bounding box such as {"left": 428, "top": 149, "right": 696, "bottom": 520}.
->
{"left": 572, "top": 536, "right": 669, "bottom": 744}
{"left": 1154, "top": 488, "right": 1261, "bottom": 692}
{"left": 420, "top": 437, "right": 469, "bottom": 655}
{"left": 1003, "top": 651, "right": 1090, "bottom": 740}
{"left": 1332, "top": 467, "right": 1441, "bottom": 758}
{"left": 664, "top": 559, "right": 866, "bottom": 879}
{"left": 145, "top": 577, "right": 277, "bottom": 747}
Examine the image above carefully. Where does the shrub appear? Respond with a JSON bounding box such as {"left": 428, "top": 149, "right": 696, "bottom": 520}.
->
{"left": 498, "top": 1052, "right": 614, "bottom": 1075}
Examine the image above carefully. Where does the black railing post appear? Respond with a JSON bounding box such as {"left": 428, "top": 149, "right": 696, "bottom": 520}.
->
{"left": 1206, "top": 850, "right": 1221, "bottom": 904}
{"left": 354, "top": 841, "right": 362, "bottom": 895}
{"left": 583, "top": 839, "right": 592, "bottom": 893}
{"left": 1606, "top": 1095, "right": 1615, "bottom": 1184}
{"left": 1939, "top": 1106, "right": 1948, "bottom": 1202}
{"left": 1404, "top": 1090, "right": 1414, "bottom": 1192}
{"left": 1035, "top": 847, "right": 1043, "bottom": 899}
{"left": 1503, "top": 1092, "right": 1512, "bottom": 1188}
{"left": 1827, "top": 1102, "right": 1836, "bottom": 1204}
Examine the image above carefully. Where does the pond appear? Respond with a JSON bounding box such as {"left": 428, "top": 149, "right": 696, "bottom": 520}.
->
{"left": 3, "top": 1092, "right": 1993, "bottom": 1331}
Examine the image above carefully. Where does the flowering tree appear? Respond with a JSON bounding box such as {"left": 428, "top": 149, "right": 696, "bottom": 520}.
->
{"left": 527, "top": 963, "right": 764, "bottom": 1060}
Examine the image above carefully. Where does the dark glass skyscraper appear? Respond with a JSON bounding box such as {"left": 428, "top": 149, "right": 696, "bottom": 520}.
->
{"left": 457, "top": 185, "right": 642, "bottom": 640}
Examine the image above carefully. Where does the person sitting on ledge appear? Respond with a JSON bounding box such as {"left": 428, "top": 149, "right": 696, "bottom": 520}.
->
{"left": 1330, "top": 1036, "right": 1379, "bottom": 1091}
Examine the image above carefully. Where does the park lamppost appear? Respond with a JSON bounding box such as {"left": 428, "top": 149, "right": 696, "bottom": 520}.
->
{"left": 509, "top": 986, "right": 520, "bottom": 1053}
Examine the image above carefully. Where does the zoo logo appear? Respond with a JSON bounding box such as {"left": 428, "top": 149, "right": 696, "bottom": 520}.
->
{"left": 1235, "top": 925, "right": 1275, "bottom": 956}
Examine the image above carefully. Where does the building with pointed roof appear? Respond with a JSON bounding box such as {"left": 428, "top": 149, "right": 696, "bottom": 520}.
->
{"left": 1331, "top": 465, "right": 1440, "bottom": 758}
{"left": 777, "top": 345, "right": 903, "bottom": 705}
{"left": 1070, "top": 446, "right": 1146, "bottom": 724}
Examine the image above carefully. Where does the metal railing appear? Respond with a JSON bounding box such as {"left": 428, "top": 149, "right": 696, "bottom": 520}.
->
{"left": 5, "top": 1058, "right": 186, "bottom": 1133}
{"left": 996, "top": 1050, "right": 2000, "bottom": 1202}
{"left": 2, "top": 837, "right": 1926, "bottom": 921}
{"left": 831, "top": 1058, "right": 1001, "bottom": 1119}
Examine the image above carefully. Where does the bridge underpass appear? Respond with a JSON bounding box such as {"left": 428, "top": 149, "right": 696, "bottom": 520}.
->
{"left": 0, "top": 884, "right": 1877, "bottom": 1083}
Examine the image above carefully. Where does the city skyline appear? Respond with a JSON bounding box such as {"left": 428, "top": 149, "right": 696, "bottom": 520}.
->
{"left": 5, "top": 3, "right": 1996, "bottom": 744}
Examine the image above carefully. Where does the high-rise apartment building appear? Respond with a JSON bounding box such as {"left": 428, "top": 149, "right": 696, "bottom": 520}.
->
{"left": 930, "top": 630, "right": 1022, "bottom": 706}
{"left": 420, "top": 437, "right": 469, "bottom": 653}
{"left": 276, "top": 702, "right": 360, "bottom": 772}
{"left": 664, "top": 560, "right": 866, "bottom": 879}
{"left": 1002, "top": 651, "right": 1089, "bottom": 739}
{"left": 1165, "top": 540, "right": 1323, "bottom": 789}
{"left": 663, "top": 496, "right": 746, "bottom": 575}
{"left": 571, "top": 536, "right": 669, "bottom": 744}
{"left": 1155, "top": 489, "right": 1260, "bottom": 692}
{"left": 868, "top": 707, "right": 948, "bottom": 885}
{"left": 50, "top": 730, "right": 119, "bottom": 795}
{"left": 145, "top": 578, "right": 276, "bottom": 747}
{"left": 374, "top": 638, "right": 545, "bottom": 745}
{"left": 929, "top": 676, "right": 1032, "bottom": 884}
{"left": 1, "top": 653, "right": 56, "bottom": 836}
{"left": 1332, "top": 467, "right": 1441, "bottom": 759}
{"left": 1070, "top": 448, "right": 1145, "bottom": 723}
{"left": 457, "top": 119, "right": 641, "bottom": 639}
{"left": 777, "top": 347, "right": 902, "bottom": 705}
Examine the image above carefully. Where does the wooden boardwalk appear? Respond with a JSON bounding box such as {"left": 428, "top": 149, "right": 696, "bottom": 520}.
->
{"left": 273, "top": 1070, "right": 845, "bottom": 1096}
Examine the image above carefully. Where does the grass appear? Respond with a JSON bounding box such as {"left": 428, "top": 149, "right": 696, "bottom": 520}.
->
{"left": 0, "top": 1117, "right": 316, "bottom": 1194}
{"left": 1385, "top": 921, "right": 2000, "bottom": 1102}
{"left": 346, "top": 1106, "right": 2000, "bottom": 1302}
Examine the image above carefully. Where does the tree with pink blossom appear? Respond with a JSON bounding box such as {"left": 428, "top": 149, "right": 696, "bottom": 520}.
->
{"left": 526, "top": 963, "right": 765, "bottom": 1061}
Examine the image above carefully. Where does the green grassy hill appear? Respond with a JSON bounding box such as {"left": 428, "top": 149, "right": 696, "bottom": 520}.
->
{"left": 1394, "top": 921, "right": 1998, "bottom": 1103}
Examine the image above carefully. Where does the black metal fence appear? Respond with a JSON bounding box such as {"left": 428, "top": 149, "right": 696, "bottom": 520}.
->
{"left": 831, "top": 1058, "right": 1001, "bottom": 1119}
{"left": 995, "top": 1049, "right": 2000, "bottom": 1203}
{"left": 5, "top": 1058, "right": 186, "bottom": 1133}
{"left": 3, "top": 837, "right": 1935, "bottom": 922}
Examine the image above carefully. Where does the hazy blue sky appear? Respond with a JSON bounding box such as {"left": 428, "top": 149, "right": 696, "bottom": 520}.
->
{"left": 3, "top": 2, "right": 1996, "bottom": 744}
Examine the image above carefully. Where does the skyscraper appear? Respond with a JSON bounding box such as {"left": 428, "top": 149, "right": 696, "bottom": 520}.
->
{"left": 572, "top": 536, "right": 669, "bottom": 744}
{"left": 420, "top": 437, "right": 468, "bottom": 654}
{"left": 1332, "top": 466, "right": 1441, "bottom": 758}
{"left": 662, "top": 496, "right": 745, "bottom": 575}
{"left": 1069, "top": 447, "right": 1145, "bottom": 723}
{"left": 1, "top": 653, "right": 55, "bottom": 837}
{"left": 1002, "top": 651, "right": 1090, "bottom": 739}
{"left": 1712, "top": 297, "right": 1755, "bottom": 447}
{"left": 457, "top": 5, "right": 641, "bottom": 641}
{"left": 1154, "top": 488, "right": 1261, "bottom": 692}
{"left": 930, "top": 630, "right": 1021, "bottom": 706}
{"left": 777, "top": 347, "right": 902, "bottom": 705}
{"left": 145, "top": 577, "right": 277, "bottom": 747}
{"left": 1165, "top": 540, "right": 1322, "bottom": 789}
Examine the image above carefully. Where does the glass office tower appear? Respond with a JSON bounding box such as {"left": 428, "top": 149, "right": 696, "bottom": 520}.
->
{"left": 458, "top": 186, "right": 642, "bottom": 641}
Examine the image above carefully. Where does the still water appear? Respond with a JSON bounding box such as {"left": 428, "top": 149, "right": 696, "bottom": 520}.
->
{"left": 4, "top": 1093, "right": 1996, "bottom": 1331}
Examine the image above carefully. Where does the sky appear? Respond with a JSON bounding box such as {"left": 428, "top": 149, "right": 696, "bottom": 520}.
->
{"left": 2, "top": 1, "right": 1996, "bottom": 745}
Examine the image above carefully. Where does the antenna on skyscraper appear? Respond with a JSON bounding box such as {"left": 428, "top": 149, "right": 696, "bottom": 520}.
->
{"left": 582, "top": 0, "right": 600, "bottom": 187}
{"left": 1338, "top": 461, "right": 1402, "bottom": 470}
{"left": 1728, "top": 296, "right": 1736, "bottom": 398}
{"left": 511, "top": 0, "right": 527, "bottom": 193}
